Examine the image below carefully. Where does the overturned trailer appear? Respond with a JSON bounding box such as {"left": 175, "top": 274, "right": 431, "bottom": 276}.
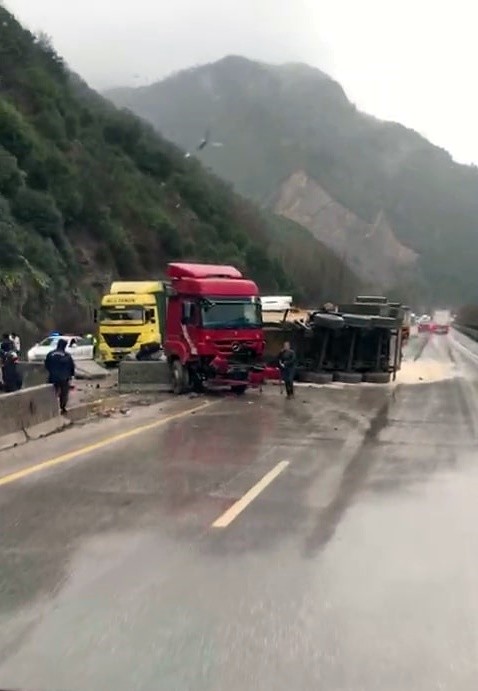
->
{"left": 263, "top": 296, "right": 405, "bottom": 384}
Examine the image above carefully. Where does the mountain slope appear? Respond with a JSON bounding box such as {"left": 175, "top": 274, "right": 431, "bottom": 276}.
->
{"left": 106, "top": 55, "right": 478, "bottom": 304}
{"left": 274, "top": 171, "right": 418, "bottom": 287}
{"left": 0, "top": 13, "right": 358, "bottom": 339}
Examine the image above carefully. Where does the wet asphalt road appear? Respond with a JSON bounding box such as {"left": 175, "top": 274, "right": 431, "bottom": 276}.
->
{"left": 1, "top": 332, "right": 478, "bottom": 690}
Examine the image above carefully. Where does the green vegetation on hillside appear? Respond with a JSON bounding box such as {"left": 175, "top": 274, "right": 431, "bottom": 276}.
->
{"left": 0, "top": 12, "right": 358, "bottom": 337}
{"left": 107, "top": 55, "right": 478, "bottom": 305}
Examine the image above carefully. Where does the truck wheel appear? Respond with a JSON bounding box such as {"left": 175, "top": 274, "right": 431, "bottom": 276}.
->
{"left": 231, "top": 384, "right": 247, "bottom": 395}
{"left": 362, "top": 372, "right": 391, "bottom": 384}
{"left": 170, "top": 360, "right": 189, "bottom": 394}
{"left": 333, "top": 371, "right": 363, "bottom": 384}
{"left": 300, "top": 371, "right": 333, "bottom": 385}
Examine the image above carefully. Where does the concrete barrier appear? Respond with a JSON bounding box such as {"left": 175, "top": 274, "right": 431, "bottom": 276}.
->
{"left": 17, "top": 360, "right": 107, "bottom": 384}
{"left": 18, "top": 362, "right": 47, "bottom": 388}
{"left": 118, "top": 360, "right": 171, "bottom": 393}
{"left": 0, "top": 384, "right": 66, "bottom": 451}
{"left": 75, "top": 360, "right": 108, "bottom": 380}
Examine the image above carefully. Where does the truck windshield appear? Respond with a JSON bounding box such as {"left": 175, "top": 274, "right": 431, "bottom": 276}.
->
{"left": 100, "top": 307, "right": 144, "bottom": 322}
{"left": 201, "top": 300, "right": 261, "bottom": 329}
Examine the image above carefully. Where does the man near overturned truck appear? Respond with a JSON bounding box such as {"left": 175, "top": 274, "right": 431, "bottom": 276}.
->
{"left": 44, "top": 338, "right": 75, "bottom": 414}
{"left": 279, "top": 341, "right": 297, "bottom": 399}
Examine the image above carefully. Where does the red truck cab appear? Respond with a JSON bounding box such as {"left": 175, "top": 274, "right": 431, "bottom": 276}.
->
{"left": 164, "top": 263, "right": 265, "bottom": 394}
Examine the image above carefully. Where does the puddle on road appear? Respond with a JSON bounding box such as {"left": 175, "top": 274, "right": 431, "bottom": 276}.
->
{"left": 396, "top": 358, "right": 455, "bottom": 385}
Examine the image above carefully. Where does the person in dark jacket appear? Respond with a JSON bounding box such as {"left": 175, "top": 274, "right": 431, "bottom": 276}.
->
{"left": 0, "top": 333, "right": 14, "bottom": 357}
{"left": 278, "top": 341, "right": 297, "bottom": 398}
{"left": 1, "top": 351, "right": 23, "bottom": 393}
{"left": 44, "top": 338, "right": 75, "bottom": 413}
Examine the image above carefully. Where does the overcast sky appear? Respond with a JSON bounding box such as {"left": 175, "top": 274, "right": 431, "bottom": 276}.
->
{"left": 5, "top": 0, "right": 477, "bottom": 164}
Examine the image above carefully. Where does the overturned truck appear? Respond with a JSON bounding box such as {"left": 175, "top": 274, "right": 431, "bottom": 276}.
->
{"left": 264, "top": 296, "right": 406, "bottom": 384}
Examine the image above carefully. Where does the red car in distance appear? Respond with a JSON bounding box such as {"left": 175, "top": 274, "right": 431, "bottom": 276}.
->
{"left": 418, "top": 315, "right": 432, "bottom": 333}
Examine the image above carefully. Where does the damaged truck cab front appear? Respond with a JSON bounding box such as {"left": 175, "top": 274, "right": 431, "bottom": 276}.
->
{"left": 164, "top": 263, "right": 265, "bottom": 394}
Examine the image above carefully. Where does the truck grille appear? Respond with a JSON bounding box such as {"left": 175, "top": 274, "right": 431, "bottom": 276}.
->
{"left": 213, "top": 340, "right": 260, "bottom": 365}
{"left": 213, "top": 340, "right": 257, "bottom": 355}
{"left": 103, "top": 333, "right": 139, "bottom": 349}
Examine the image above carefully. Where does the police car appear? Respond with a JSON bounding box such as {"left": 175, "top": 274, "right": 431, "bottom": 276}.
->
{"left": 27, "top": 334, "right": 94, "bottom": 362}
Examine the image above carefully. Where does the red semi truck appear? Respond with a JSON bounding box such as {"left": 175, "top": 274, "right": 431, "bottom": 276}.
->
{"left": 163, "top": 263, "right": 265, "bottom": 394}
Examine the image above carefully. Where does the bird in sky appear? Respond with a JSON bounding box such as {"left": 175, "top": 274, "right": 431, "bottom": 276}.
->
{"left": 184, "top": 129, "right": 223, "bottom": 158}
{"left": 197, "top": 129, "right": 210, "bottom": 151}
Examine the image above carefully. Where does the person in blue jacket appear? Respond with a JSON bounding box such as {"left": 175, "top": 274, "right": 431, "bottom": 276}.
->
{"left": 44, "top": 338, "right": 75, "bottom": 414}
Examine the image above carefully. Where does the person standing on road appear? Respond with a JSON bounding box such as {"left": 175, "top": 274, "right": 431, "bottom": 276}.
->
{"left": 0, "top": 334, "right": 13, "bottom": 390}
{"left": 44, "top": 338, "right": 75, "bottom": 414}
{"left": 278, "top": 340, "right": 297, "bottom": 399}
{"left": 1, "top": 351, "right": 23, "bottom": 392}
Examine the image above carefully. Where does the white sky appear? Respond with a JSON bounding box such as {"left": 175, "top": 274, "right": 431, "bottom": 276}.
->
{"left": 5, "top": 0, "right": 477, "bottom": 164}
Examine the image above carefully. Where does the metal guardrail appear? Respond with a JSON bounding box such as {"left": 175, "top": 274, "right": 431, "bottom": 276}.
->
{"left": 453, "top": 324, "right": 478, "bottom": 341}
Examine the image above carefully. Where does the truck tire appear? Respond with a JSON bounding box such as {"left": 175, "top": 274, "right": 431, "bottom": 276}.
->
{"left": 231, "top": 384, "right": 247, "bottom": 395}
{"left": 170, "top": 360, "right": 189, "bottom": 395}
{"left": 311, "top": 314, "right": 345, "bottom": 330}
{"left": 371, "top": 316, "right": 397, "bottom": 328}
{"left": 362, "top": 372, "right": 391, "bottom": 384}
{"left": 333, "top": 371, "right": 363, "bottom": 384}
{"left": 342, "top": 315, "right": 372, "bottom": 328}
{"left": 299, "top": 371, "right": 333, "bottom": 385}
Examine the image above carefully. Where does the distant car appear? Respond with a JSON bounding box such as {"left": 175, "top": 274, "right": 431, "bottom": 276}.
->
{"left": 27, "top": 335, "right": 94, "bottom": 363}
{"left": 418, "top": 316, "right": 432, "bottom": 333}
{"left": 432, "top": 323, "right": 450, "bottom": 335}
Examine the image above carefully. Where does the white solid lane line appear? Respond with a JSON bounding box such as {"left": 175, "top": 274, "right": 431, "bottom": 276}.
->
{"left": 211, "top": 460, "right": 290, "bottom": 528}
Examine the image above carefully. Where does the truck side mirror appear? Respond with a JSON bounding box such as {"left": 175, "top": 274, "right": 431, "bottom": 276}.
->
{"left": 93, "top": 309, "right": 98, "bottom": 323}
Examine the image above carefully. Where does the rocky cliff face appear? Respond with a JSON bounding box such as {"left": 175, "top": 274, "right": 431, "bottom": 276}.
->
{"left": 275, "top": 171, "right": 418, "bottom": 286}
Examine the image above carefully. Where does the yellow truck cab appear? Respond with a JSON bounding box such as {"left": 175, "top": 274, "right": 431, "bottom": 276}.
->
{"left": 97, "top": 281, "right": 165, "bottom": 366}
